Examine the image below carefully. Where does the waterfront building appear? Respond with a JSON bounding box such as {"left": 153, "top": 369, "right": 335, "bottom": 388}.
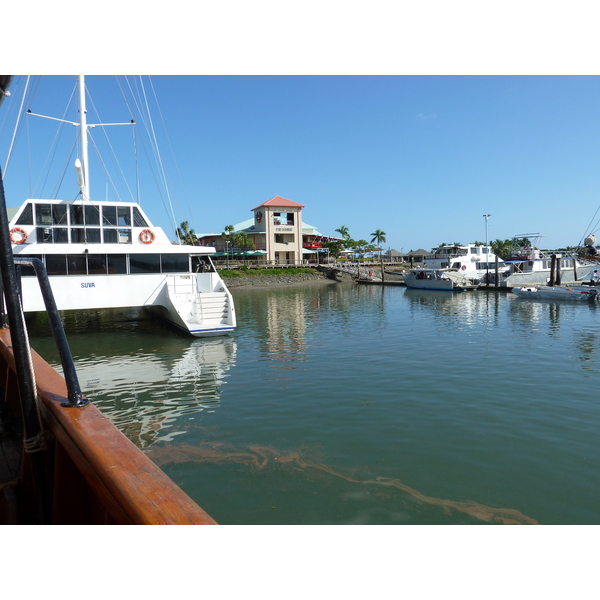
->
{"left": 198, "top": 196, "right": 337, "bottom": 264}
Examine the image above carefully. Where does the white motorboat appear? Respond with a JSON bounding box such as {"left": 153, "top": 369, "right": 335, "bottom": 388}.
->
{"left": 499, "top": 234, "right": 595, "bottom": 289}
{"left": 423, "top": 243, "right": 508, "bottom": 284}
{"left": 403, "top": 268, "right": 478, "bottom": 291}
{"left": 511, "top": 285, "right": 600, "bottom": 302}
{"left": 5, "top": 76, "right": 236, "bottom": 337}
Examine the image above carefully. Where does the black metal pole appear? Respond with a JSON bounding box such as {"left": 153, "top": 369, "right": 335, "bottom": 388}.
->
{"left": 0, "top": 165, "right": 50, "bottom": 524}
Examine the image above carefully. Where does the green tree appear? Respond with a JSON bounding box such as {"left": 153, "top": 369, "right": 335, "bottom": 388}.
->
{"left": 221, "top": 225, "right": 255, "bottom": 254}
{"left": 322, "top": 240, "right": 343, "bottom": 260}
{"left": 233, "top": 232, "right": 256, "bottom": 250}
{"left": 353, "top": 239, "right": 369, "bottom": 264}
{"left": 370, "top": 228, "right": 387, "bottom": 283}
{"left": 335, "top": 225, "right": 350, "bottom": 240}
{"left": 490, "top": 238, "right": 514, "bottom": 259}
{"left": 176, "top": 221, "right": 197, "bottom": 245}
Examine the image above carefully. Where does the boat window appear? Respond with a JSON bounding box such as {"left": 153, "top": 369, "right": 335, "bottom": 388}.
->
{"left": 133, "top": 207, "right": 148, "bottom": 228}
{"left": 102, "top": 206, "right": 118, "bottom": 226}
{"left": 470, "top": 248, "right": 478, "bottom": 254}
{"left": 192, "top": 256, "right": 214, "bottom": 273}
{"left": 86, "top": 228, "right": 101, "bottom": 243}
{"left": 107, "top": 254, "right": 127, "bottom": 274}
{"left": 36, "top": 227, "right": 52, "bottom": 243}
{"left": 15, "top": 203, "right": 33, "bottom": 225}
{"left": 118, "top": 229, "right": 132, "bottom": 244}
{"left": 35, "top": 204, "right": 53, "bottom": 226}
{"left": 67, "top": 254, "right": 87, "bottom": 275}
{"left": 54, "top": 228, "right": 68, "bottom": 243}
{"left": 88, "top": 255, "right": 108, "bottom": 274}
{"left": 162, "top": 254, "right": 190, "bottom": 273}
{"left": 85, "top": 205, "right": 101, "bottom": 226}
{"left": 70, "top": 228, "right": 101, "bottom": 244}
{"left": 52, "top": 204, "right": 68, "bottom": 226}
{"left": 36, "top": 227, "right": 68, "bottom": 243}
{"left": 46, "top": 255, "right": 67, "bottom": 275}
{"left": 71, "top": 228, "right": 85, "bottom": 243}
{"left": 102, "top": 228, "right": 132, "bottom": 244}
{"left": 70, "top": 205, "right": 84, "bottom": 225}
{"left": 103, "top": 229, "right": 118, "bottom": 243}
{"left": 130, "top": 253, "right": 161, "bottom": 273}
{"left": 118, "top": 207, "right": 131, "bottom": 226}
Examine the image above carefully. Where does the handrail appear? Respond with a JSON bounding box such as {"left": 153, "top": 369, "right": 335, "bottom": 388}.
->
{"left": 13, "top": 257, "right": 87, "bottom": 407}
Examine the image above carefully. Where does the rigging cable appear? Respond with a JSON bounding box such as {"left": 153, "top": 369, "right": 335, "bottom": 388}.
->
{"left": 147, "top": 76, "right": 196, "bottom": 232}
{"left": 578, "top": 203, "right": 600, "bottom": 247}
{"left": 120, "top": 76, "right": 170, "bottom": 213}
{"left": 85, "top": 85, "right": 136, "bottom": 203}
{"left": 139, "top": 76, "right": 179, "bottom": 233}
{"left": 3, "top": 75, "right": 30, "bottom": 177}
{"left": 31, "top": 80, "right": 78, "bottom": 199}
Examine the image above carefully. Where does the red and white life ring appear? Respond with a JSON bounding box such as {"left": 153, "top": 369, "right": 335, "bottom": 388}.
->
{"left": 139, "top": 229, "right": 155, "bottom": 244}
{"left": 461, "top": 265, "right": 466, "bottom": 271}
{"left": 10, "top": 227, "right": 28, "bottom": 244}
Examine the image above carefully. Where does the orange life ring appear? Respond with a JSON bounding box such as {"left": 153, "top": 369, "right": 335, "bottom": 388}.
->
{"left": 139, "top": 229, "right": 155, "bottom": 244}
{"left": 10, "top": 227, "right": 28, "bottom": 244}
{"left": 461, "top": 265, "right": 466, "bottom": 271}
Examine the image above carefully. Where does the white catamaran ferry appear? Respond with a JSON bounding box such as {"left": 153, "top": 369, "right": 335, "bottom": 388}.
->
{"left": 5, "top": 76, "right": 235, "bottom": 337}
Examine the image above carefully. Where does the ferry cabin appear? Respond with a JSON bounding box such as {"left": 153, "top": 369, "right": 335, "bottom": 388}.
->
{"left": 7, "top": 199, "right": 235, "bottom": 336}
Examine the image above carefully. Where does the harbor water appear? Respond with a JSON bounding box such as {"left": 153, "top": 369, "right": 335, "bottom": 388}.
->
{"left": 27, "top": 281, "right": 600, "bottom": 525}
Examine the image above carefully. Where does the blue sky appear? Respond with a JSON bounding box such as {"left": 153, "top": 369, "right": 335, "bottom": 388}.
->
{"left": 2, "top": 74, "right": 600, "bottom": 253}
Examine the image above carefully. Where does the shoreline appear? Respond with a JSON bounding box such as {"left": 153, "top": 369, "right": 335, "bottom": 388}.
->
{"left": 223, "top": 271, "right": 344, "bottom": 290}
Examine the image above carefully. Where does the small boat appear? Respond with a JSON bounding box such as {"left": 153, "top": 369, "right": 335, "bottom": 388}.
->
{"left": 511, "top": 285, "right": 600, "bottom": 302}
{"left": 403, "top": 268, "right": 478, "bottom": 291}
{"left": 5, "top": 76, "right": 235, "bottom": 337}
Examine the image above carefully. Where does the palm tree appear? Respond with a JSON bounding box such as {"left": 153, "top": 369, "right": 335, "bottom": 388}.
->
{"left": 176, "top": 221, "right": 197, "bottom": 245}
{"left": 335, "top": 225, "right": 350, "bottom": 240}
{"left": 491, "top": 238, "right": 514, "bottom": 259}
{"left": 370, "top": 229, "right": 387, "bottom": 283}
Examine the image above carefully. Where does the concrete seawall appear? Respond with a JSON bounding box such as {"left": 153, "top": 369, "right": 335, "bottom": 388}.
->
{"left": 222, "top": 271, "right": 336, "bottom": 288}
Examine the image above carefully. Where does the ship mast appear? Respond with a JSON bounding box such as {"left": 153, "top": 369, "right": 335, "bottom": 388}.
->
{"left": 77, "top": 75, "right": 90, "bottom": 201}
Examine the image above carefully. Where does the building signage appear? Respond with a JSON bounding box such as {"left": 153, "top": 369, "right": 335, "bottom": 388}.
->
{"left": 275, "top": 227, "right": 293, "bottom": 232}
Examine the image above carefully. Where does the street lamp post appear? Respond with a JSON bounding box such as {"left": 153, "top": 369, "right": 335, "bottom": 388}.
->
{"left": 483, "top": 214, "right": 491, "bottom": 284}
{"left": 226, "top": 240, "right": 230, "bottom": 269}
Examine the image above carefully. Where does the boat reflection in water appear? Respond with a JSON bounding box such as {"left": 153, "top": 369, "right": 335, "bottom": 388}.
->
{"left": 81, "top": 338, "right": 237, "bottom": 448}
{"left": 28, "top": 309, "right": 237, "bottom": 449}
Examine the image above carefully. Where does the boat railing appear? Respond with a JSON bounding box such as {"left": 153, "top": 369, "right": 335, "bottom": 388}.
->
{"left": 12, "top": 257, "right": 86, "bottom": 408}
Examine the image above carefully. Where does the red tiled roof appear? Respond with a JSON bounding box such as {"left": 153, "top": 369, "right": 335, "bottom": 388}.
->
{"left": 251, "top": 196, "right": 305, "bottom": 211}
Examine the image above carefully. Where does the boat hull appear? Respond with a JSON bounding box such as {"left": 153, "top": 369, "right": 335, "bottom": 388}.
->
{"left": 18, "top": 271, "right": 236, "bottom": 337}
{"left": 511, "top": 285, "right": 600, "bottom": 301}
{"left": 404, "top": 278, "right": 454, "bottom": 291}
